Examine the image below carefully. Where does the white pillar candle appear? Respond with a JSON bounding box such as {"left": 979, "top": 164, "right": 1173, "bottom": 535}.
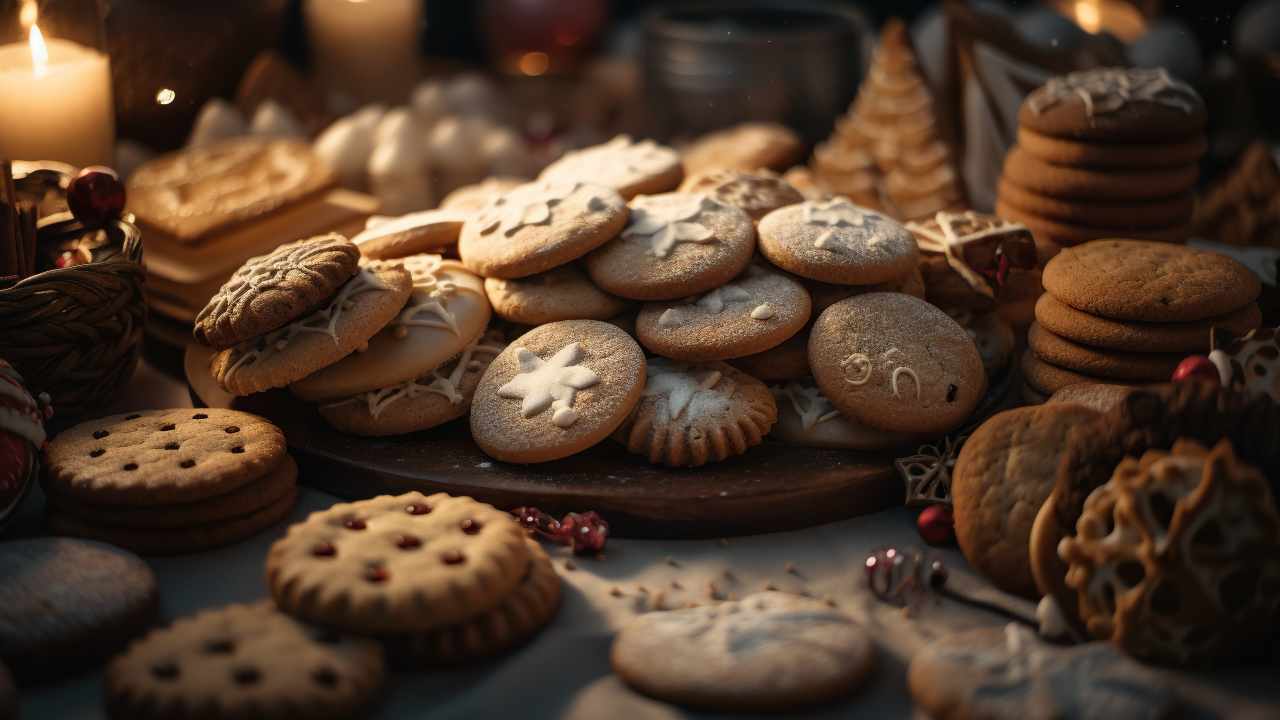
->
{"left": 0, "top": 27, "right": 114, "bottom": 167}
{"left": 305, "top": 0, "right": 423, "bottom": 106}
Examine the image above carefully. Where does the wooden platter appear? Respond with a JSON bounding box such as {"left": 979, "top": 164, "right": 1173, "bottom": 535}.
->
{"left": 185, "top": 343, "right": 905, "bottom": 538}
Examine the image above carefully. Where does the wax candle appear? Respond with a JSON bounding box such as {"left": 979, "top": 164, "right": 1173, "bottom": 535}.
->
{"left": 305, "top": 0, "right": 423, "bottom": 106}
{"left": 0, "top": 25, "right": 114, "bottom": 167}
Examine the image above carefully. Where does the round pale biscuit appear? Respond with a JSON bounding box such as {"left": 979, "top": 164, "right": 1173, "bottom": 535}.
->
{"left": 995, "top": 200, "right": 1190, "bottom": 247}
{"left": 1002, "top": 146, "right": 1198, "bottom": 201}
{"left": 1016, "top": 126, "right": 1207, "bottom": 169}
{"left": 1018, "top": 67, "right": 1206, "bottom": 142}
{"left": 470, "top": 320, "right": 646, "bottom": 464}
{"left": 677, "top": 168, "right": 805, "bottom": 221}
{"left": 758, "top": 199, "right": 919, "bottom": 285}
{"left": 539, "top": 135, "right": 683, "bottom": 199}
{"left": 728, "top": 329, "right": 810, "bottom": 382}
{"left": 1035, "top": 293, "right": 1261, "bottom": 353}
{"left": 681, "top": 122, "right": 804, "bottom": 175}
{"left": 585, "top": 193, "right": 756, "bottom": 301}
{"left": 353, "top": 209, "right": 468, "bottom": 260}
{"left": 484, "top": 264, "right": 630, "bottom": 325}
{"left": 458, "top": 180, "right": 628, "bottom": 279}
{"left": 439, "top": 176, "right": 526, "bottom": 213}
{"left": 211, "top": 263, "right": 413, "bottom": 396}
{"left": 770, "top": 381, "right": 910, "bottom": 451}
{"left": 290, "top": 257, "right": 490, "bottom": 402}
{"left": 635, "top": 264, "right": 811, "bottom": 362}
{"left": 809, "top": 293, "right": 986, "bottom": 435}
{"left": 1028, "top": 323, "right": 1183, "bottom": 381}
{"left": 997, "top": 178, "right": 1194, "bottom": 229}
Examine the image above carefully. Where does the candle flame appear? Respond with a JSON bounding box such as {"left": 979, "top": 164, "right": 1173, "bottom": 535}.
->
{"left": 19, "top": 1, "right": 38, "bottom": 29}
{"left": 1072, "top": 1, "right": 1102, "bottom": 34}
{"left": 29, "top": 24, "right": 49, "bottom": 77}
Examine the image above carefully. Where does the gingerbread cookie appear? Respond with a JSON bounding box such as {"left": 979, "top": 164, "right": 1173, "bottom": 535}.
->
{"left": 470, "top": 320, "right": 646, "bottom": 463}
{"left": 757, "top": 199, "right": 919, "bottom": 285}
{"left": 585, "top": 193, "right": 756, "bottom": 300}
{"left": 0, "top": 538, "right": 158, "bottom": 681}
{"left": 677, "top": 169, "right": 805, "bottom": 221}
{"left": 1002, "top": 147, "right": 1200, "bottom": 201}
{"left": 681, "top": 123, "right": 804, "bottom": 175}
{"left": 809, "top": 293, "right": 986, "bottom": 435}
{"left": 995, "top": 268, "right": 1044, "bottom": 333}
{"left": 484, "top": 264, "right": 629, "bottom": 325}
{"left": 458, "top": 180, "right": 628, "bottom": 279}
{"left": 728, "top": 330, "right": 810, "bottom": 382}
{"left": 539, "top": 135, "right": 683, "bottom": 199}
{"left": 1028, "top": 323, "right": 1185, "bottom": 381}
{"left": 1042, "top": 240, "right": 1260, "bottom": 322}
{"left": 611, "top": 592, "right": 875, "bottom": 713}
{"left": 997, "top": 179, "right": 1194, "bottom": 229}
{"left": 635, "top": 265, "right": 811, "bottom": 362}
{"left": 1036, "top": 294, "right": 1261, "bottom": 354}
{"left": 1015, "top": 126, "right": 1208, "bottom": 169}
{"left": 291, "top": 256, "right": 490, "bottom": 402}
{"left": 353, "top": 208, "right": 468, "bottom": 260}
{"left": 952, "top": 404, "right": 1100, "bottom": 598}
{"left": 439, "top": 176, "right": 526, "bottom": 213}
{"left": 268, "top": 492, "right": 530, "bottom": 633}
{"left": 615, "top": 359, "right": 776, "bottom": 467}
{"left": 803, "top": 267, "right": 926, "bottom": 314}
{"left": 905, "top": 210, "right": 1039, "bottom": 302}
{"left": 194, "top": 235, "right": 361, "bottom": 349}
{"left": 770, "top": 381, "right": 908, "bottom": 451}
{"left": 106, "top": 602, "right": 384, "bottom": 720}
{"left": 1020, "top": 349, "right": 1106, "bottom": 396}
{"left": 211, "top": 262, "right": 413, "bottom": 396}
{"left": 1019, "top": 67, "right": 1206, "bottom": 143}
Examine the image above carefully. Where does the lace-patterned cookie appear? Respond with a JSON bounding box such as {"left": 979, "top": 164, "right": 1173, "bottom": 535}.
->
{"left": 194, "top": 234, "right": 361, "bottom": 349}
{"left": 210, "top": 263, "right": 412, "bottom": 396}
{"left": 291, "top": 256, "right": 490, "bottom": 402}
{"left": 539, "top": 135, "right": 683, "bottom": 199}
{"left": 677, "top": 169, "right": 805, "bottom": 221}
{"left": 470, "top": 320, "right": 646, "bottom": 463}
{"left": 758, "top": 199, "right": 919, "bottom": 285}
{"left": 635, "top": 264, "right": 811, "bottom": 362}
{"left": 585, "top": 193, "right": 756, "bottom": 301}
{"left": 485, "top": 264, "right": 630, "bottom": 325}
{"left": 458, "top": 180, "right": 628, "bottom": 279}
{"left": 614, "top": 359, "right": 776, "bottom": 467}
{"left": 1020, "top": 67, "right": 1206, "bottom": 142}
{"left": 352, "top": 208, "right": 469, "bottom": 260}
{"left": 809, "top": 293, "right": 985, "bottom": 435}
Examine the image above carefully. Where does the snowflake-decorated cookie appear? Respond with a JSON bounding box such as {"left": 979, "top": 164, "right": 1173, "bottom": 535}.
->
{"left": 539, "top": 135, "right": 683, "bottom": 199}
{"left": 758, "top": 199, "right": 918, "bottom": 285}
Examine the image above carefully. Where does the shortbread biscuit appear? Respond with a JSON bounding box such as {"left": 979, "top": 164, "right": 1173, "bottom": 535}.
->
{"left": 809, "top": 293, "right": 986, "bottom": 435}
{"left": 728, "top": 330, "right": 810, "bottom": 382}
{"left": 635, "top": 265, "right": 811, "bottom": 362}
{"left": 353, "top": 209, "right": 468, "bottom": 260}
{"left": 458, "top": 180, "right": 628, "bottom": 279}
{"left": 997, "top": 179, "right": 1194, "bottom": 228}
{"left": 1019, "top": 67, "right": 1206, "bottom": 143}
{"left": 194, "top": 234, "right": 360, "bottom": 349}
{"left": 45, "top": 409, "right": 286, "bottom": 506}
{"left": 484, "top": 265, "right": 630, "bottom": 325}
{"left": 770, "top": 381, "right": 909, "bottom": 450}
{"left": 470, "top": 320, "right": 646, "bottom": 464}
{"left": 1015, "top": 127, "right": 1207, "bottom": 169}
{"left": 211, "top": 263, "right": 413, "bottom": 396}
{"left": 268, "top": 492, "right": 530, "bottom": 633}
{"left": 681, "top": 123, "right": 804, "bottom": 175}
{"left": 1002, "top": 147, "right": 1199, "bottom": 201}
{"left": 539, "top": 135, "right": 683, "bottom": 199}
{"left": 291, "top": 256, "right": 490, "bottom": 402}
{"left": 106, "top": 602, "right": 384, "bottom": 720}
{"left": 1035, "top": 293, "right": 1260, "bottom": 353}
{"left": 439, "top": 176, "right": 526, "bottom": 213}
{"left": 585, "top": 193, "right": 756, "bottom": 300}
{"left": 677, "top": 169, "right": 805, "bottom": 221}
{"left": 615, "top": 359, "right": 777, "bottom": 467}
{"left": 1028, "top": 323, "right": 1186, "bottom": 381}
{"left": 757, "top": 199, "right": 918, "bottom": 285}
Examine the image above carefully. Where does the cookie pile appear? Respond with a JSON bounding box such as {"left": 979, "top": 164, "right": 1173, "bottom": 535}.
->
{"left": 42, "top": 409, "right": 298, "bottom": 555}
{"left": 996, "top": 67, "right": 1208, "bottom": 258}
{"left": 1021, "top": 240, "right": 1262, "bottom": 402}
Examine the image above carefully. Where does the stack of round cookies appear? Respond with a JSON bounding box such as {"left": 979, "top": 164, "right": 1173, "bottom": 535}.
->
{"left": 1021, "top": 240, "right": 1263, "bottom": 402}
{"left": 995, "top": 67, "right": 1207, "bottom": 258}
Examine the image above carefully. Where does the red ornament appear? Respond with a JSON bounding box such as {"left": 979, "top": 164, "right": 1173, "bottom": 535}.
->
{"left": 1171, "top": 355, "right": 1220, "bottom": 385}
{"left": 917, "top": 504, "right": 955, "bottom": 546}
{"left": 67, "top": 166, "right": 126, "bottom": 228}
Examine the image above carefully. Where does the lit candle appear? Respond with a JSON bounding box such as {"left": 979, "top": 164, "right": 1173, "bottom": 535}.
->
{"left": 305, "top": 0, "right": 423, "bottom": 105}
{"left": 0, "top": 24, "right": 114, "bottom": 167}
{"left": 1053, "top": 0, "right": 1149, "bottom": 42}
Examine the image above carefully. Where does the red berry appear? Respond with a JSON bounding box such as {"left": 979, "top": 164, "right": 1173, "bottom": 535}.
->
{"left": 917, "top": 505, "right": 955, "bottom": 546}
{"left": 1171, "top": 355, "right": 1220, "bottom": 385}
{"left": 560, "top": 511, "right": 609, "bottom": 555}
{"left": 67, "top": 166, "right": 126, "bottom": 228}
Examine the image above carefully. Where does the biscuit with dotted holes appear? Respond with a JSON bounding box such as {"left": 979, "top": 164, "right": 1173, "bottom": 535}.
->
{"left": 105, "top": 601, "right": 384, "bottom": 720}
{"left": 44, "top": 409, "right": 287, "bottom": 506}
{"left": 267, "top": 492, "right": 532, "bottom": 634}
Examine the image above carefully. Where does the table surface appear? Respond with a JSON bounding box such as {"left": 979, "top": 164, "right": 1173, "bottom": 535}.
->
{"left": 20, "top": 362, "right": 1280, "bottom": 719}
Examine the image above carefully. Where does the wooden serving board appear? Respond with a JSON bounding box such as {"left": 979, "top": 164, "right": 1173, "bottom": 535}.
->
{"left": 185, "top": 343, "right": 904, "bottom": 538}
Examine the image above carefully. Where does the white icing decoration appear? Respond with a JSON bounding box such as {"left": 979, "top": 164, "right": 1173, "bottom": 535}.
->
{"left": 475, "top": 181, "right": 587, "bottom": 238}
{"left": 622, "top": 194, "right": 717, "bottom": 258}
{"left": 1027, "top": 67, "right": 1198, "bottom": 119}
{"left": 802, "top": 199, "right": 897, "bottom": 253}
{"left": 0, "top": 368, "right": 44, "bottom": 447}
{"left": 498, "top": 342, "right": 599, "bottom": 428}
{"left": 325, "top": 338, "right": 505, "bottom": 419}
{"left": 696, "top": 285, "right": 751, "bottom": 313}
{"left": 778, "top": 383, "right": 841, "bottom": 432}
{"left": 541, "top": 135, "right": 676, "bottom": 190}
{"left": 391, "top": 256, "right": 474, "bottom": 336}
{"left": 891, "top": 366, "right": 922, "bottom": 401}
{"left": 658, "top": 309, "right": 681, "bottom": 328}
{"left": 643, "top": 359, "right": 728, "bottom": 421}
{"left": 841, "top": 353, "right": 873, "bottom": 385}
{"left": 749, "top": 303, "right": 774, "bottom": 321}
{"left": 1037, "top": 596, "right": 1072, "bottom": 641}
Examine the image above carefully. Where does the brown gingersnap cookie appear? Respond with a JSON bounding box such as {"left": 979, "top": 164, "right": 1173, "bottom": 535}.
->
{"left": 439, "top": 176, "right": 526, "bottom": 213}
{"left": 677, "top": 169, "right": 805, "bottom": 221}
{"left": 809, "top": 293, "right": 986, "bottom": 435}
{"left": 952, "top": 404, "right": 1101, "bottom": 598}
{"left": 539, "top": 135, "right": 683, "bottom": 199}
{"left": 194, "top": 234, "right": 361, "bottom": 349}
{"left": 804, "top": 267, "right": 926, "bottom": 314}
{"left": 681, "top": 123, "right": 804, "bottom": 176}
{"left": 458, "top": 180, "right": 628, "bottom": 279}
{"left": 995, "top": 268, "right": 1044, "bottom": 333}
{"left": 611, "top": 592, "right": 875, "bottom": 714}
{"left": 614, "top": 359, "right": 777, "bottom": 467}
{"left": 1020, "top": 349, "right": 1106, "bottom": 395}
{"left": 1041, "top": 240, "right": 1261, "bottom": 322}
{"left": 1019, "top": 381, "right": 1050, "bottom": 406}
{"left": 484, "top": 264, "right": 630, "bottom": 325}
{"left": 584, "top": 193, "right": 756, "bottom": 301}
{"left": 470, "top": 320, "right": 646, "bottom": 464}
{"left": 770, "top": 381, "right": 910, "bottom": 451}
{"left": 635, "top": 264, "right": 812, "bottom": 362}
{"left": 352, "top": 209, "right": 468, "bottom": 260}
{"left": 45, "top": 409, "right": 286, "bottom": 506}
{"left": 997, "top": 179, "right": 1194, "bottom": 229}
{"left": 1002, "top": 147, "right": 1199, "bottom": 201}
{"left": 757, "top": 199, "right": 919, "bottom": 285}
{"left": 728, "top": 329, "right": 811, "bottom": 382}
{"left": 1028, "top": 323, "right": 1184, "bottom": 381}
{"left": 994, "top": 200, "right": 1191, "bottom": 247}
{"left": 1034, "top": 293, "right": 1260, "bottom": 354}
{"left": 211, "top": 262, "right": 413, "bottom": 396}
{"left": 1015, "top": 127, "right": 1207, "bottom": 169}
{"left": 1019, "top": 67, "right": 1206, "bottom": 143}
{"left": 268, "top": 492, "right": 531, "bottom": 633}
{"left": 105, "top": 602, "right": 385, "bottom": 720}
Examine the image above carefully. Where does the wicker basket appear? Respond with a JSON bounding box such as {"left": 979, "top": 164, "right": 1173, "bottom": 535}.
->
{"left": 0, "top": 219, "right": 145, "bottom": 425}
